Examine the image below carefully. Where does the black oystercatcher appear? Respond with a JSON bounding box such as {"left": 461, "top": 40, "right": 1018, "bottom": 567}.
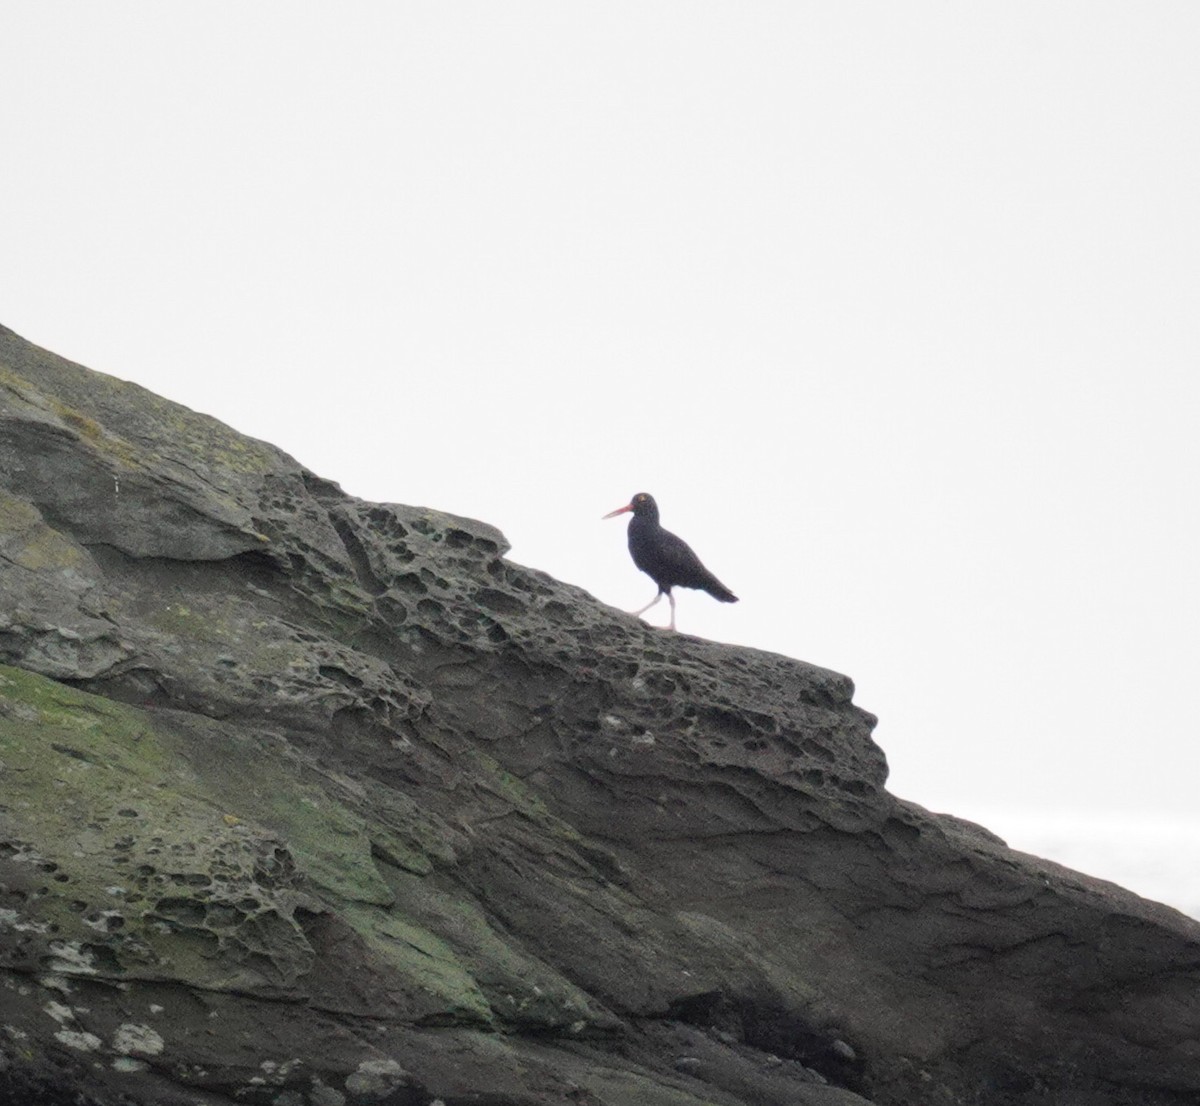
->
{"left": 602, "top": 492, "right": 738, "bottom": 631}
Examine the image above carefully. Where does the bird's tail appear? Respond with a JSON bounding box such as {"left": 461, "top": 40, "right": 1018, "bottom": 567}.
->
{"left": 703, "top": 577, "right": 738, "bottom": 603}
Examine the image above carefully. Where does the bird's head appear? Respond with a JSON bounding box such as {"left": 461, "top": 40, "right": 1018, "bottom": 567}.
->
{"left": 602, "top": 492, "right": 657, "bottom": 520}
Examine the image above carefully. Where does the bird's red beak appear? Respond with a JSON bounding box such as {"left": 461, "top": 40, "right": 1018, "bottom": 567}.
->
{"left": 602, "top": 503, "right": 633, "bottom": 519}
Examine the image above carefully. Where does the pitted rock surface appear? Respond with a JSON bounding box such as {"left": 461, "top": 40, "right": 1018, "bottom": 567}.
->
{"left": 1, "top": 322, "right": 1199, "bottom": 1106}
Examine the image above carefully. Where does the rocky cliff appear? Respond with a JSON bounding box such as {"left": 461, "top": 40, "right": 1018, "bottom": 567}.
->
{"left": 1, "top": 323, "right": 1197, "bottom": 1106}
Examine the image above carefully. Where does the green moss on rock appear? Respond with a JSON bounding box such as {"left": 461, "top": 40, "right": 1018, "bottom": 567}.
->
{"left": 0, "top": 492, "right": 90, "bottom": 574}
{"left": 0, "top": 666, "right": 499, "bottom": 1028}
{"left": 0, "top": 666, "right": 314, "bottom": 994}
{"left": 339, "top": 901, "right": 494, "bottom": 1026}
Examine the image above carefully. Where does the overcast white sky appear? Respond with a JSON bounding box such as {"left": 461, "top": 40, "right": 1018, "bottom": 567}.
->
{"left": 4, "top": 3, "right": 1198, "bottom": 914}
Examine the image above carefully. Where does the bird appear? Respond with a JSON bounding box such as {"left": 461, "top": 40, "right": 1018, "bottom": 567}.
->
{"left": 602, "top": 492, "right": 738, "bottom": 631}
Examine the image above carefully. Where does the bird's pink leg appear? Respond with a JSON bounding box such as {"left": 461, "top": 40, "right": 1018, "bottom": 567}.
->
{"left": 631, "top": 593, "right": 663, "bottom": 617}
{"left": 667, "top": 591, "right": 677, "bottom": 631}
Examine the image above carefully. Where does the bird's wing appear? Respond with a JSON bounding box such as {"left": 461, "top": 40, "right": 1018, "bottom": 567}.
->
{"left": 656, "top": 529, "right": 736, "bottom": 599}
{"left": 649, "top": 529, "right": 708, "bottom": 581}
{"left": 654, "top": 529, "right": 699, "bottom": 566}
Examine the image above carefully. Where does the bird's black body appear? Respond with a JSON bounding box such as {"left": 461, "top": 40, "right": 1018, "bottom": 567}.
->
{"left": 603, "top": 492, "right": 737, "bottom": 630}
{"left": 626, "top": 495, "right": 737, "bottom": 601}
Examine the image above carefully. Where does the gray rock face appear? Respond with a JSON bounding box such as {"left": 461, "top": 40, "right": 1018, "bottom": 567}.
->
{"left": 1, "top": 322, "right": 1198, "bottom": 1106}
